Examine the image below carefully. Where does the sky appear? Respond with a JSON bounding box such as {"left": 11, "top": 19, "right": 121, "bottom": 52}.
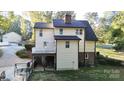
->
{"left": 14, "top": 11, "right": 105, "bottom": 20}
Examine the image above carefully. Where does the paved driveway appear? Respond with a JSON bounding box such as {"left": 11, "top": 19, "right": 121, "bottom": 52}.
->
{"left": 0, "top": 43, "right": 31, "bottom": 80}
{"left": 0, "top": 44, "right": 31, "bottom": 67}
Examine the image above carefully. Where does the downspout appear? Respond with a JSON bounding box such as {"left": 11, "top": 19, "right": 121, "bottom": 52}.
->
{"left": 78, "top": 40, "right": 79, "bottom": 68}
{"left": 94, "top": 41, "right": 96, "bottom": 66}
{"left": 55, "top": 40, "right": 57, "bottom": 70}
{"left": 84, "top": 28, "right": 86, "bottom": 66}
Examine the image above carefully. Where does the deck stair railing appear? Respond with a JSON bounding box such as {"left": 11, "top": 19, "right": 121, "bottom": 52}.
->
{"left": 14, "top": 62, "right": 32, "bottom": 81}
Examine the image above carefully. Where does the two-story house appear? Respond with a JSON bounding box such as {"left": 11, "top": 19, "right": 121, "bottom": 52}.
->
{"left": 32, "top": 14, "right": 98, "bottom": 70}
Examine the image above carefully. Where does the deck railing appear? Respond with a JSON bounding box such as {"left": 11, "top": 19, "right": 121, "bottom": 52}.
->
{"left": 32, "top": 47, "right": 56, "bottom": 53}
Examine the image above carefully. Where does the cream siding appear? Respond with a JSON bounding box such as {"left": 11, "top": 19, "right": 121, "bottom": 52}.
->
{"left": 85, "top": 41, "right": 95, "bottom": 52}
{"left": 35, "top": 29, "right": 55, "bottom": 49}
{"left": 54, "top": 28, "right": 84, "bottom": 52}
{"left": 56, "top": 40, "right": 79, "bottom": 70}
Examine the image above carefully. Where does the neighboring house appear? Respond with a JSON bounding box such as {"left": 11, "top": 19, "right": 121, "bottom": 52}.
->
{"left": 3, "top": 32, "right": 22, "bottom": 43}
{"left": 32, "top": 14, "right": 98, "bottom": 70}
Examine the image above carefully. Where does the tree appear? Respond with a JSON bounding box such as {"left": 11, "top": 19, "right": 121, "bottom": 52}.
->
{"left": 28, "top": 11, "right": 45, "bottom": 23}
{"left": 43, "top": 11, "right": 53, "bottom": 23}
{"left": 84, "top": 12, "right": 98, "bottom": 29}
{"left": 8, "top": 16, "right": 21, "bottom": 34}
{"left": 109, "top": 11, "right": 124, "bottom": 50}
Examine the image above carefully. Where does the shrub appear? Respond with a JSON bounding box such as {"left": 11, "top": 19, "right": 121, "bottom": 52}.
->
{"left": 25, "top": 44, "right": 34, "bottom": 51}
{"left": 16, "top": 49, "right": 30, "bottom": 58}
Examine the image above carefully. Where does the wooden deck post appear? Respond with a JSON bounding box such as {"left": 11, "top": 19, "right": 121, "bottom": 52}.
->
{"left": 32, "top": 56, "right": 35, "bottom": 69}
{"left": 54, "top": 55, "right": 56, "bottom": 70}
{"left": 42, "top": 55, "right": 46, "bottom": 71}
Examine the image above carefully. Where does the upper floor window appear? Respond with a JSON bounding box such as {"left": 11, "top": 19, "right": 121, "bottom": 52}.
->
{"left": 65, "top": 41, "right": 70, "bottom": 48}
{"left": 39, "top": 29, "right": 43, "bottom": 37}
{"left": 80, "top": 29, "right": 83, "bottom": 35}
{"left": 76, "top": 29, "right": 83, "bottom": 35}
{"left": 59, "top": 28, "right": 63, "bottom": 35}
{"left": 76, "top": 29, "right": 78, "bottom": 35}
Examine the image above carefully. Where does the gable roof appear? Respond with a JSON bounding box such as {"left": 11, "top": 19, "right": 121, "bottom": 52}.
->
{"left": 34, "top": 19, "right": 98, "bottom": 41}
{"left": 84, "top": 21, "right": 98, "bottom": 41}
{"left": 34, "top": 22, "right": 53, "bottom": 29}
{"left": 54, "top": 35, "right": 81, "bottom": 40}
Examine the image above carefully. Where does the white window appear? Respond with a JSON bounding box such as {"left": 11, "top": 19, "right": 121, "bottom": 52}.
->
{"left": 44, "top": 41, "right": 47, "bottom": 47}
{"left": 59, "top": 28, "right": 63, "bottom": 35}
{"left": 39, "top": 29, "right": 43, "bottom": 37}
{"left": 65, "top": 41, "right": 70, "bottom": 48}
{"left": 76, "top": 29, "right": 83, "bottom": 35}
{"left": 76, "top": 29, "right": 78, "bottom": 35}
{"left": 80, "top": 29, "right": 83, "bottom": 35}
{"left": 85, "top": 53, "right": 89, "bottom": 59}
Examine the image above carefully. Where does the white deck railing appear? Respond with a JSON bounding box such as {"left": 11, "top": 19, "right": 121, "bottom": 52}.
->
{"left": 32, "top": 47, "right": 56, "bottom": 54}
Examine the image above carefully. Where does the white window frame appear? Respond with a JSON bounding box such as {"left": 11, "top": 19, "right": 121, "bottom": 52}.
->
{"left": 76, "top": 29, "right": 79, "bottom": 35}
{"left": 43, "top": 41, "right": 47, "bottom": 47}
{"left": 39, "top": 29, "right": 43, "bottom": 37}
{"left": 80, "top": 29, "right": 83, "bottom": 35}
{"left": 59, "top": 28, "right": 63, "bottom": 35}
{"left": 65, "top": 41, "right": 70, "bottom": 48}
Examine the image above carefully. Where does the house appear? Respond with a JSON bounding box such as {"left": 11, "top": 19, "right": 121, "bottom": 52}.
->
{"left": 32, "top": 14, "right": 98, "bottom": 70}
{"left": 3, "top": 32, "right": 22, "bottom": 43}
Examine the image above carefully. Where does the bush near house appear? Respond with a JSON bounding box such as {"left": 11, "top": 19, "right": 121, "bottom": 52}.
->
{"left": 16, "top": 49, "right": 31, "bottom": 58}
{"left": 0, "top": 49, "right": 3, "bottom": 57}
{"left": 25, "top": 44, "right": 35, "bottom": 51}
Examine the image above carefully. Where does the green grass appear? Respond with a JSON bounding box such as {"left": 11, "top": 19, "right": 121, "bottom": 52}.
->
{"left": 96, "top": 48, "right": 124, "bottom": 61}
{"left": 29, "top": 65, "right": 124, "bottom": 81}
{"left": 16, "top": 49, "right": 31, "bottom": 59}
{"left": 29, "top": 47, "right": 124, "bottom": 81}
{"left": 0, "top": 49, "right": 3, "bottom": 57}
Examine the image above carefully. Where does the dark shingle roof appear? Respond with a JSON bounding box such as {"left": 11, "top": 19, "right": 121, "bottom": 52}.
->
{"left": 34, "top": 19, "right": 98, "bottom": 41}
{"left": 54, "top": 35, "right": 81, "bottom": 40}
{"left": 34, "top": 22, "right": 53, "bottom": 29}
{"left": 84, "top": 21, "right": 98, "bottom": 41}
{"left": 53, "top": 19, "right": 98, "bottom": 41}
{"left": 53, "top": 19, "right": 87, "bottom": 28}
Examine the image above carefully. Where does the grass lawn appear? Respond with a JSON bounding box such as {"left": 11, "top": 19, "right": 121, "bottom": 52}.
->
{"left": 29, "top": 65, "right": 124, "bottom": 81}
{"left": 96, "top": 48, "right": 124, "bottom": 61}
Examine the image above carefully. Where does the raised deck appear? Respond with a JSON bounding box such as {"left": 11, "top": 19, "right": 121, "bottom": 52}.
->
{"left": 32, "top": 47, "right": 56, "bottom": 54}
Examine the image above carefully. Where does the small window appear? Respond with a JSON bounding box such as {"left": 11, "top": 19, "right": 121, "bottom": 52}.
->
{"left": 85, "top": 53, "right": 88, "bottom": 59}
{"left": 59, "top": 28, "right": 63, "bottom": 35}
{"left": 76, "top": 29, "right": 78, "bottom": 35}
{"left": 65, "top": 41, "right": 70, "bottom": 48}
{"left": 44, "top": 41, "right": 47, "bottom": 47}
{"left": 39, "top": 30, "right": 43, "bottom": 37}
{"left": 80, "top": 29, "right": 83, "bottom": 35}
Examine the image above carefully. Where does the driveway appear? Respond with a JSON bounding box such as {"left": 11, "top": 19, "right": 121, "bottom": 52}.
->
{"left": 0, "top": 43, "right": 31, "bottom": 67}
{"left": 0, "top": 43, "right": 31, "bottom": 80}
